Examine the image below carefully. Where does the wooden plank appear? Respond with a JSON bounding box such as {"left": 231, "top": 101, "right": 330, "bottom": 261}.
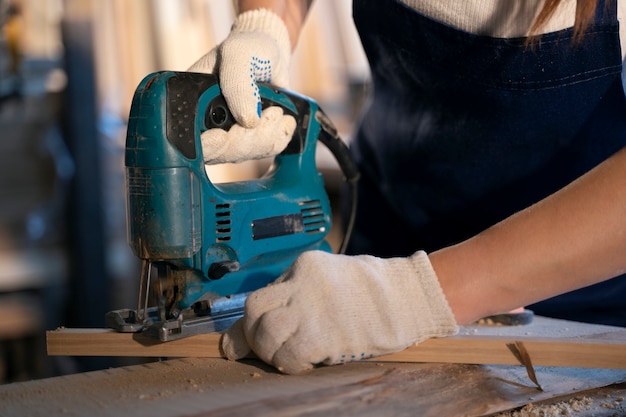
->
{"left": 3, "top": 357, "right": 626, "bottom": 417}
{"left": 188, "top": 366, "right": 626, "bottom": 417}
{"left": 375, "top": 334, "right": 626, "bottom": 369}
{"left": 47, "top": 325, "right": 626, "bottom": 369}
{"left": 47, "top": 328, "right": 222, "bottom": 358}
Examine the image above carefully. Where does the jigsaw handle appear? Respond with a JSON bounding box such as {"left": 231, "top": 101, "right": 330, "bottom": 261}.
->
{"left": 200, "top": 78, "right": 359, "bottom": 183}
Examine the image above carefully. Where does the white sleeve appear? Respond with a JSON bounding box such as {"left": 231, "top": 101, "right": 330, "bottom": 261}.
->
{"left": 399, "top": 0, "right": 574, "bottom": 38}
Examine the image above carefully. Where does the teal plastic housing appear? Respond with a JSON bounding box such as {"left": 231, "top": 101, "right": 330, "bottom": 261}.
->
{"left": 125, "top": 71, "right": 332, "bottom": 308}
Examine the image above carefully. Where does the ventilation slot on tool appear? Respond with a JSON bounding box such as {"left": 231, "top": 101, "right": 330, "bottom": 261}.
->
{"left": 215, "top": 204, "right": 232, "bottom": 242}
{"left": 300, "top": 200, "right": 326, "bottom": 234}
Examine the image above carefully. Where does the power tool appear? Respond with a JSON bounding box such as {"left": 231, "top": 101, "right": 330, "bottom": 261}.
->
{"left": 105, "top": 71, "right": 359, "bottom": 341}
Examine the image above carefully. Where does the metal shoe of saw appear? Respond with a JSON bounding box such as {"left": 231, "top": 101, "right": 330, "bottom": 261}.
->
{"left": 106, "top": 71, "right": 359, "bottom": 342}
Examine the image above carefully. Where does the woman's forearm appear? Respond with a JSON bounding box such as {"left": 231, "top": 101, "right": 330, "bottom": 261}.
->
{"left": 238, "top": 0, "right": 313, "bottom": 49}
{"left": 431, "top": 146, "right": 626, "bottom": 325}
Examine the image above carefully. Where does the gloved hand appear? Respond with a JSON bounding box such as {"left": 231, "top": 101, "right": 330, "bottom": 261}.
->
{"left": 188, "top": 8, "right": 296, "bottom": 164}
{"left": 222, "top": 250, "right": 459, "bottom": 374}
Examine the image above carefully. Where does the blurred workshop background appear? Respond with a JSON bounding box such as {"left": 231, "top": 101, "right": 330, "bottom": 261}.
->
{"left": 0, "top": 0, "right": 369, "bottom": 383}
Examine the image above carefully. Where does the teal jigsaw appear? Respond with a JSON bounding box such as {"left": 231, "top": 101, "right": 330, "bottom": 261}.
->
{"left": 106, "top": 71, "right": 358, "bottom": 341}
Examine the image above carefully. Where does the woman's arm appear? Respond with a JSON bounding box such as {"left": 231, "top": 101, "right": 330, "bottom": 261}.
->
{"left": 238, "top": 0, "right": 313, "bottom": 49}
{"left": 431, "top": 146, "right": 626, "bottom": 324}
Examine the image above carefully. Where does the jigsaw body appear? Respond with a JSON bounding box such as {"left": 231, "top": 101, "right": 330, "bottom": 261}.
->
{"left": 106, "top": 71, "right": 358, "bottom": 341}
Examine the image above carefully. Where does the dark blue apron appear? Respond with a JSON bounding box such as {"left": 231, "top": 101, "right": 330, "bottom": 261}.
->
{"left": 346, "top": 0, "right": 626, "bottom": 326}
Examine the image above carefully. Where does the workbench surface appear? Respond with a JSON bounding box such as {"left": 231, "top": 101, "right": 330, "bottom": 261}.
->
{"left": 2, "top": 317, "right": 626, "bottom": 417}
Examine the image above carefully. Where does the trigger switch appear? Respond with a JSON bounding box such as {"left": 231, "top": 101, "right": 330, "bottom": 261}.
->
{"left": 208, "top": 260, "right": 240, "bottom": 279}
{"left": 205, "top": 96, "right": 234, "bottom": 131}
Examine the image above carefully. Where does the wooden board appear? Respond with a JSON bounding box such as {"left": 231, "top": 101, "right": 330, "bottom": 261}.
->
{"left": 47, "top": 316, "right": 626, "bottom": 369}
{"left": 2, "top": 357, "right": 625, "bottom": 417}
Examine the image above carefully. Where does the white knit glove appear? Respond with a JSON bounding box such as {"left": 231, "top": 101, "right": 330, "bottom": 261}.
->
{"left": 201, "top": 106, "right": 296, "bottom": 165}
{"left": 189, "top": 9, "right": 295, "bottom": 164}
{"left": 221, "top": 250, "right": 459, "bottom": 374}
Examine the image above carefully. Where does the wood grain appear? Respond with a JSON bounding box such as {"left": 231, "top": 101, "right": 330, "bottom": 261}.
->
{"left": 375, "top": 334, "right": 626, "bottom": 369}
{"left": 47, "top": 326, "right": 626, "bottom": 369}
{"left": 4, "top": 357, "right": 626, "bottom": 417}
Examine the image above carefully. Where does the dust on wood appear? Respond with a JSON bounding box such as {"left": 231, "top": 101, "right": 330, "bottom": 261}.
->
{"left": 1, "top": 358, "right": 625, "bottom": 417}
{"left": 494, "top": 383, "right": 626, "bottom": 416}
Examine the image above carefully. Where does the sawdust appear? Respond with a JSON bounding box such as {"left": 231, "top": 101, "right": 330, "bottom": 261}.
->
{"left": 494, "top": 393, "right": 625, "bottom": 417}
